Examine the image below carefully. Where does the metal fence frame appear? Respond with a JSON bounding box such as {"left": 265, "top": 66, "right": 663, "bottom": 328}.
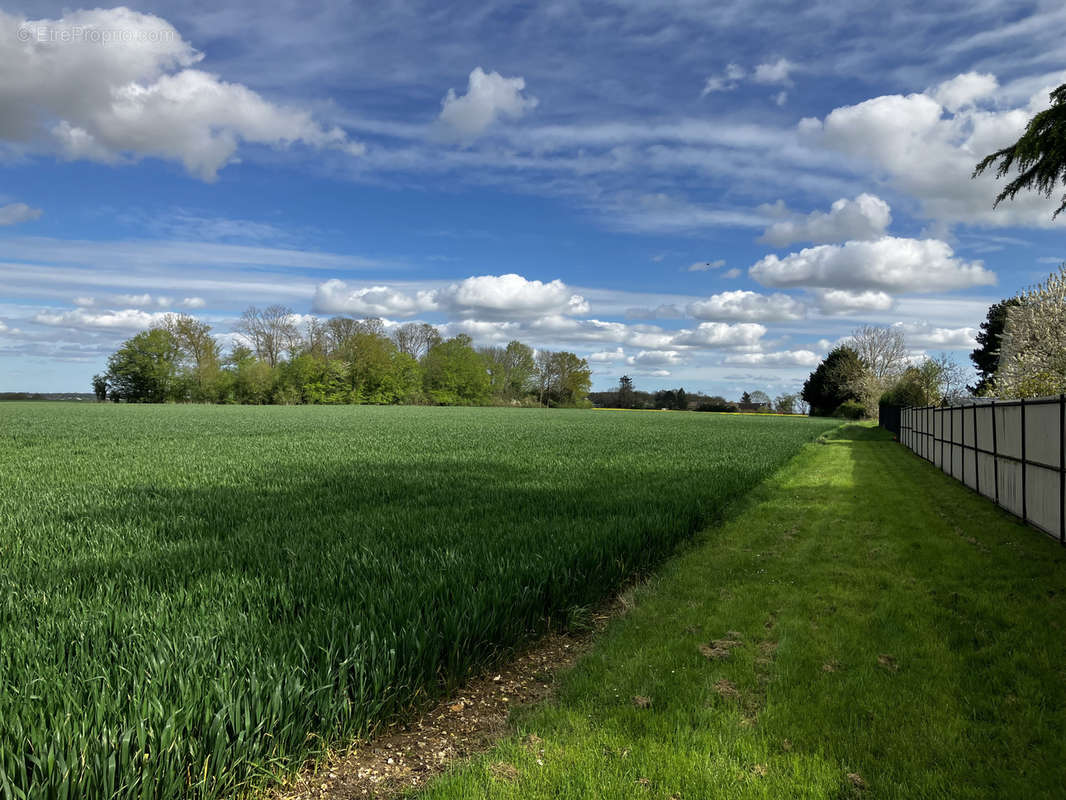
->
{"left": 899, "top": 395, "right": 1066, "bottom": 545}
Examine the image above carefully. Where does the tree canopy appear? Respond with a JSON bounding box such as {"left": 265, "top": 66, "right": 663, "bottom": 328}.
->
{"left": 973, "top": 83, "right": 1066, "bottom": 218}
{"left": 801, "top": 346, "right": 863, "bottom": 416}
{"left": 96, "top": 315, "right": 594, "bottom": 409}
{"left": 969, "top": 297, "right": 1022, "bottom": 395}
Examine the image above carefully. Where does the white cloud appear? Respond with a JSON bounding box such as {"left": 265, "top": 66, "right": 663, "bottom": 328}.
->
{"left": 723, "top": 349, "right": 820, "bottom": 367}
{"left": 0, "top": 202, "right": 42, "bottom": 226}
{"left": 438, "top": 67, "right": 537, "bottom": 139}
{"left": 892, "top": 321, "right": 977, "bottom": 349}
{"left": 180, "top": 296, "right": 206, "bottom": 309}
{"left": 628, "top": 349, "right": 684, "bottom": 367}
{"left": 753, "top": 58, "right": 795, "bottom": 85}
{"left": 33, "top": 307, "right": 171, "bottom": 330}
{"left": 722, "top": 268, "right": 742, "bottom": 279}
{"left": 931, "top": 72, "right": 998, "bottom": 112}
{"left": 312, "top": 280, "right": 426, "bottom": 317}
{"left": 750, "top": 236, "right": 996, "bottom": 293}
{"left": 588, "top": 347, "right": 626, "bottom": 362}
{"left": 701, "top": 63, "right": 746, "bottom": 96}
{"left": 671, "top": 322, "right": 767, "bottom": 348}
{"left": 687, "top": 259, "right": 726, "bottom": 272}
{"left": 312, "top": 274, "right": 588, "bottom": 320}
{"left": 1, "top": 8, "right": 361, "bottom": 180}
{"left": 803, "top": 72, "right": 1064, "bottom": 226}
{"left": 773, "top": 91, "right": 788, "bottom": 107}
{"left": 686, "top": 290, "right": 806, "bottom": 322}
{"left": 812, "top": 289, "right": 895, "bottom": 314}
{"left": 760, "top": 194, "right": 892, "bottom": 247}
{"left": 434, "top": 274, "right": 588, "bottom": 318}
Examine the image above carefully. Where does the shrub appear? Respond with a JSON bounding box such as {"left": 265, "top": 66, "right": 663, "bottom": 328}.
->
{"left": 833, "top": 400, "right": 866, "bottom": 419}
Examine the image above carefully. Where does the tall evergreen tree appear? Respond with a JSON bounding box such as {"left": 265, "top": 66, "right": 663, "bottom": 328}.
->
{"left": 974, "top": 83, "right": 1066, "bottom": 218}
{"left": 969, "top": 297, "right": 1021, "bottom": 395}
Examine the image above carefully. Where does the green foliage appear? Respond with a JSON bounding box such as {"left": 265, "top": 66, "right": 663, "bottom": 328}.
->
{"left": 881, "top": 355, "right": 965, "bottom": 408}
{"left": 422, "top": 335, "right": 492, "bottom": 405}
{"left": 653, "top": 388, "right": 688, "bottom": 410}
{"left": 773, "top": 392, "right": 798, "bottom": 414}
{"left": 420, "top": 423, "right": 1066, "bottom": 800}
{"left": 802, "top": 346, "right": 863, "bottom": 416}
{"left": 481, "top": 341, "right": 537, "bottom": 402}
{"left": 104, "top": 328, "right": 182, "bottom": 402}
{"left": 969, "top": 298, "right": 1021, "bottom": 395}
{"left": 91, "top": 374, "right": 108, "bottom": 402}
{"left": 973, "top": 83, "right": 1066, "bottom": 219}
{"left": 0, "top": 404, "right": 836, "bottom": 800}
{"left": 833, "top": 399, "right": 866, "bottom": 419}
{"left": 98, "top": 319, "right": 593, "bottom": 409}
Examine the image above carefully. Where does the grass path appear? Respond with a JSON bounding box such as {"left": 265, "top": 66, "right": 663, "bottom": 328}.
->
{"left": 415, "top": 424, "right": 1066, "bottom": 799}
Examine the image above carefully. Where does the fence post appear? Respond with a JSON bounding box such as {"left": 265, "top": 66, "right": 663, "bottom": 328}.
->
{"left": 991, "top": 399, "right": 1000, "bottom": 506}
{"left": 972, "top": 401, "right": 980, "bottom": 495}
{"left": 951, "top": 401, "right": 956, "bottom": 478}
{"left": 1060, "top": 394, "right": 1064, "bottom": 546}
{"left": 1021, "top": 398, "right": 1027, "bottom": 523}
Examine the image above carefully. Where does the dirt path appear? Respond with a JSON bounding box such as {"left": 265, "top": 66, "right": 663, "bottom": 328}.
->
{"left": 267, "top": 614, "right": 612, "bottom": 799}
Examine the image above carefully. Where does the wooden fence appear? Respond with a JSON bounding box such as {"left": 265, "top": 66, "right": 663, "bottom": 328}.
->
{"left": 899, "top": 396, "right": 1066, "bottom": 544}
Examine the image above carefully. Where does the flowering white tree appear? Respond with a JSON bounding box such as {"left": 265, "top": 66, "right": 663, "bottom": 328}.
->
{"left": 994, "top": 265, "right": 1066, "bottom": 398}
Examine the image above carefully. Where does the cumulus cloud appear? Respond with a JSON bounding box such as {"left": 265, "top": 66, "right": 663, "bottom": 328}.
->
{"left": 1, "top": 8, "right": 361, "bottom": 180}
{"left": 180, "top": 296, "right": 206, "bottom": 309}
{"left": 750, "top": 236, "right": 995, "bottom": 293}
{"left": 670, "top": 322, "right": 767, "bottom": 348}
{"left": 802, "top": 72, "right": 1063, "bottom": 226}
{"left": 931, "top": 72, "right": 998, "bottom": 112}
{"left": 753, "top": 58, "right": 795, "bottom": 85}
{"left": 438, "top": 67, "right": 537, "bottom": 139}
{"left": 434, "top": 274, "right": 588, "bottom": 318}
{"left": 892, "top": 321, "right": 977, "bottom": 349}
{"left": 588, "top": 347, "right": 626, "bottom": 362}
{"left": 33, "top": 307, "right": 171, "bottom": 330}
{"left": 760, "top": 194, "right": 892, "bottom": 247}
{"left": 723, "top": 349, "right": 820, "bottom": 367}
{"left": 313, "top": 280, "right": 427, "bottom": 317}
{"left": 0, "top": 202, "right": 43, "bottom": 225}
{"left": 687, "top": 259, "right": 726, "bottom": 272}
{"left": 312, "top": 274, "right": 588, "bottom": 320}
{"left": 628, "top": 349, "right": 684, "bottom": 367}
{"left": 686, "top": 290, "right": 806, "bottom": 322}
{"left": 812, "top": 289, "right": 896, "bottom": 314}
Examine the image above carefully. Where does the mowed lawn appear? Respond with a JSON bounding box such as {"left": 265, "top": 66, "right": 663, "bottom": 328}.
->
{"left": 0, "top": 403, "right": 836, "bottom": 800}
{"left": 418, "top": 424, "right": 1066, "bottom": 800}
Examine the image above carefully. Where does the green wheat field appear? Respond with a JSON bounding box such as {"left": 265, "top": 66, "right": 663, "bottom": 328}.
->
{"left": 0, "top": 403, "right": 836, "bottom": 800}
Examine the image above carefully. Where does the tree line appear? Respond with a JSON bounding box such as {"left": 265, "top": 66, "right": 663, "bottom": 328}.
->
{"left": 590, "top": 375, "right": 804, "bottom": 414}
{"left": 801, "top": 324, "right": 966, "bottom": 418}
{"left": 801, "top": 262, "right": 1066, "bottom": 419}
{"left": 93, "top": 306, "right": 593, "bottom": 407}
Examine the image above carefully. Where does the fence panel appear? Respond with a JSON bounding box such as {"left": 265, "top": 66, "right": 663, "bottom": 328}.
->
{"left": 898, "top": 395, "right": 1065, "bottom": 545}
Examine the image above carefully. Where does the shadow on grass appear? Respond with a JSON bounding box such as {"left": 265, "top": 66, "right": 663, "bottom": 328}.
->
{"left": 820, "top": 422, "right": 895, "bottom": 443}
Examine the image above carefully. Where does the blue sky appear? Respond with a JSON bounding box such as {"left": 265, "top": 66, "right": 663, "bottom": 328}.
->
{"left": 1, "top": 1, "right": 1064, "bottom": 395}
